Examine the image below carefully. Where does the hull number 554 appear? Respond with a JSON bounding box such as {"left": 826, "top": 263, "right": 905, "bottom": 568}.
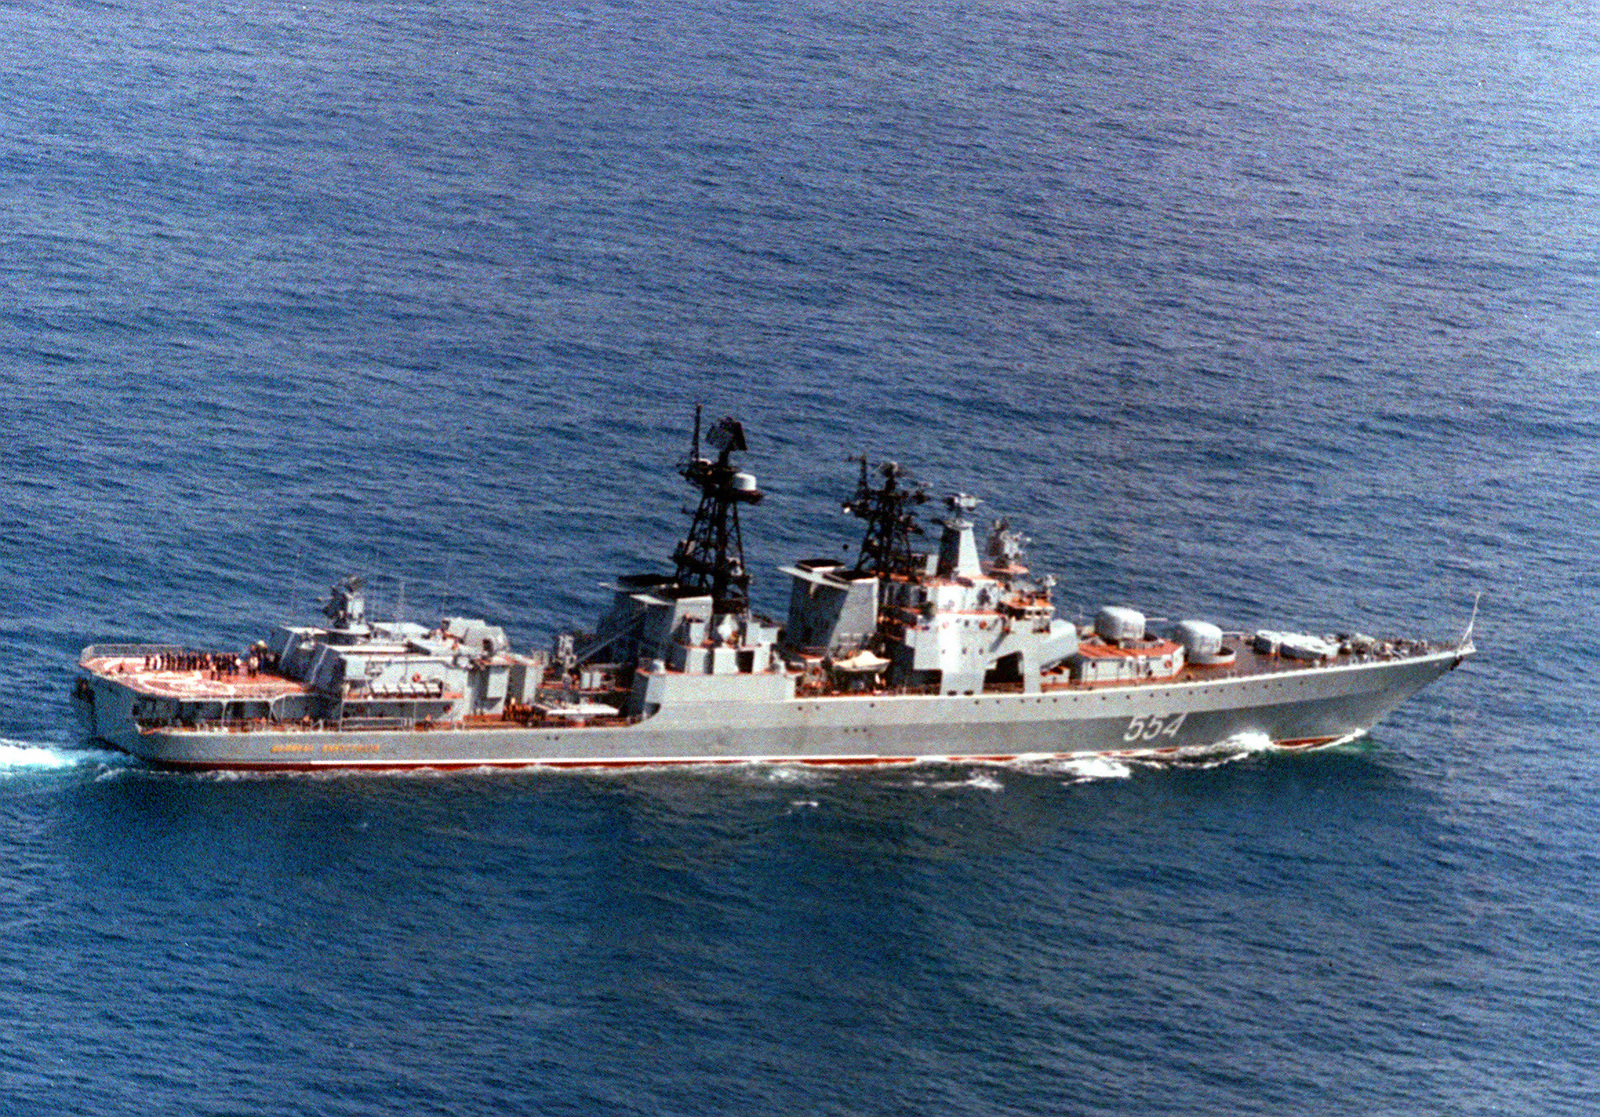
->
{"left": 1123, "top": 712, "right": 1187, "bottom": 742}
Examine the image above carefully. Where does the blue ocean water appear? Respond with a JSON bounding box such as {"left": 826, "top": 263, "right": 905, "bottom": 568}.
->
{"left": 2, "top": 0, "right": 1597, "bottom": 1112}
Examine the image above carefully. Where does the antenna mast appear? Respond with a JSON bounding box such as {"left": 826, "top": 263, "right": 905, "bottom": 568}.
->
{"left": 843, "top": 458, "right": 928, "bottom": 578}
{"left": 673, "top": 409, "right": 763, "bottom": 613}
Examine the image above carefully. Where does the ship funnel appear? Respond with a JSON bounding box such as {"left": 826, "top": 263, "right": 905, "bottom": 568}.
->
{"left": 935, "top": 493, "right": 983, "bottom": 577}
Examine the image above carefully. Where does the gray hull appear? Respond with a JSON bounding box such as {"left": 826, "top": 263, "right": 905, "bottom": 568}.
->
{"left": 84, "top": 648, "right": 1466, "bottom": 772}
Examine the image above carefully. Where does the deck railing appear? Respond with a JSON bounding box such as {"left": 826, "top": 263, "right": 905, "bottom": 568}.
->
{"left": 81, "top": 643, "right": 192, "bottom": 661}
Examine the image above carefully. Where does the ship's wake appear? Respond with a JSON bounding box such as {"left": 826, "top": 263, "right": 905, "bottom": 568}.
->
{"left": 1002, "top": 730, "right": 1365, "bottom": 784}
{"left": 0, "top": 738, "right": 129, "bottom": 777}
{"left": 908, "top": 770, "right": 1007, "bottom": 792}
{"left": 660, "top": 731, "right": 1370, "bottom": 791}
{"left": 1054, "top": 755, "right": 1135, "bottom": 782}
{"left": 1122, "top": 729, "right": 1366, "bottom": 770}
{"left": 1131, "top": 730, "right": 1280, "bottom": 769}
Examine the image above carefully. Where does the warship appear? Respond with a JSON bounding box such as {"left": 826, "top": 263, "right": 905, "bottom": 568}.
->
{"left": 76, "top": 414, "right": 1474, "bottom": 772}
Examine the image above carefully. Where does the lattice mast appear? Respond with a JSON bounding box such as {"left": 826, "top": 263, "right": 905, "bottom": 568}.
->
{"left": 673, "top": 408, "right": 764, "bottom": 614}
{"left": 843, "top": 457, "right": 928, "bottom": 578}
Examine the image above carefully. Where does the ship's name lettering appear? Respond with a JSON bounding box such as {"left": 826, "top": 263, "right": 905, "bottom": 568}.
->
{"left": 1123, "top": 712, "right": 1187, "bottom": 742}
{"left": 321, "top": 743, "right": 382, "bottom": 754}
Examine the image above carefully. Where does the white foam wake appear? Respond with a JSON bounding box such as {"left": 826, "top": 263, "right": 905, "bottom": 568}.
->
{"left": 1005, "top": 754, "right": 1134, "bottom": 782}
{"left": 1057, "top": 755, "right": 1134, "bottom": 782}
{"left": 1162, "top": 730, "right": 1276, "bottom": 765}
{"left": 0, "top": 739, "right": 124, "bottom": 772}
{"left": 1124, "top": 729, "right": 1323, "bottom": 771}
{"left": 909, "top": 771, "right": 1006, "bottom": 792}
{"left": 1011, "top": 731, "right": 1316, "bottom": 782}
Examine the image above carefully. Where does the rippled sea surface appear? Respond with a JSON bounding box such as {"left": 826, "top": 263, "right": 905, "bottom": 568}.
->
{"left": 2, "top": 1, "right": 1597, "bottom": 1113}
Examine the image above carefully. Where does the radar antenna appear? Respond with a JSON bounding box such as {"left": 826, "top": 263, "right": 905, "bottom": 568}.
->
{"left": 673, "top": 407, "right": 763, "bottom": 614}
{"left": 322, "top": 575, "right": 372, "bottom": 644}
{"left": 843, "top": 457, "right": 928, "bottom": 578}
